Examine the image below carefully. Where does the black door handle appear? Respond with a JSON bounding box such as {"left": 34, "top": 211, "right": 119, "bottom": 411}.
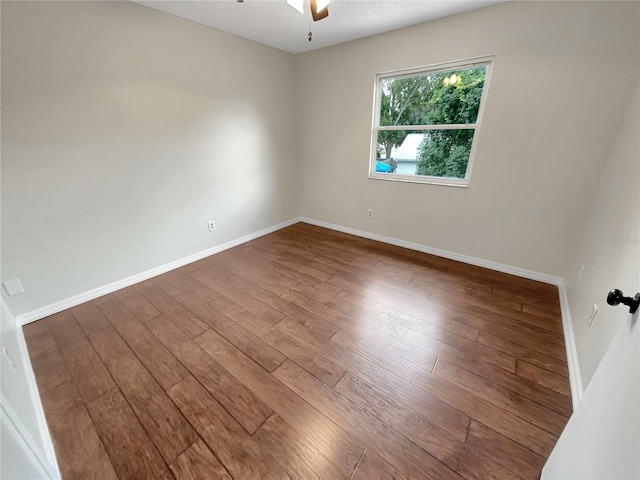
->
{"left": 606, "top": 289, "right": 640, "bottom": 314}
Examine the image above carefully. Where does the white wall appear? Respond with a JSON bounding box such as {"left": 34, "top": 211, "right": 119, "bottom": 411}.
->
{"left": 0, "top": 300, "right": 59, "bottom": 478}
{"left": 564, "top": 83, "right": 640, "bottom": 390}
{"left": 1, "top": 0, "right": 639, "bottom": 413}
{"left": 1, "top": 411, "right": 56, "bottom": 479}
{"left": 295, "top": 1, "right": 639, "bottom": 279}
{"left": 1, "top": 1, "right": 301, "bottom": 317}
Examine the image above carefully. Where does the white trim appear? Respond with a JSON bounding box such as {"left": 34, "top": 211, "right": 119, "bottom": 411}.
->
{"left": 14, "top": 322, "right": 61, "bottom": 473}
{"left": 300, "top": 216, "right": 585, "bottom": 407}
{"left": 368, "top": 171, "right": 470, "bottom": 187}
{"left": 12, "top": 214, "right": 583, "bottom": 411}
{"left": 300, "top": 217, "right": 562, "bottom": 285}
{"left": 16, "top": 217, "right": 300, "bottom": 326}
{"left": 1, "top": 397, "right": 60, "bottom": 479}
{"left": 300, "top": 216, "right": 583, "bottom": 409}
{"left": 378, "top": 124, "right": 478, "bottom": 131}
{"left": 377, "top": 55, "right": 496, "bottom": 79}
{"left": 557, "top": 281, "right": 584, "bottom": 408}
{"left": 1, "top": 299, "right": 60, "bottom": 478}
{"left": 369, "top": 55, "right": 494, "bottom": 187}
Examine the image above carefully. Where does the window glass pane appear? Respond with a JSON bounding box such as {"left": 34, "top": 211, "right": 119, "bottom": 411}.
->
{"left": 376, "top": 129, "right": 475, "bottom": 179}
{"left": 379, "top": 65, "right": 487, "bottom": 126}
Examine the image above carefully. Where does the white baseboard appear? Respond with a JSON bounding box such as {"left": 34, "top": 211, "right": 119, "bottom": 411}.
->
{"left": 299, "top": 216, "right": 583, "bottom": 409}
{"left": 557, "top": 282, "right": 584, "bottom": 408}
{"left": 1, "top": 400, "right": 60, "bottom": 479}
{"left": 14, "top": 214, "right": 583, "bottom": 409}
{"left": 16, "top": 217, "right": 301, "bottom": 326}
{"left": 1, "top": 299, "right": 61, "bottom": 478}
{"left": 300, "top": 217, "right": 563, "bottom": 285}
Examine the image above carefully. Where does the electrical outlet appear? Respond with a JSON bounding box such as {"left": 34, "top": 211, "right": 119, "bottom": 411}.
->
{"left": 588, "top": 303, "right": 598, "bottom": 326}
{"left": 367, "top": 209, "right": 373, "bottom": 219}
{"left": 207, "top": 219, "right": 216, "bottom": 232}
{"left": 2, "top": 279, "right": 24, "bottom": 296}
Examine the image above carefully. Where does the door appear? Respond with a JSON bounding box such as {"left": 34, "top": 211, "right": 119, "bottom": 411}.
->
{"left": 542, "top": 306, "right": 639, "bottom": 478}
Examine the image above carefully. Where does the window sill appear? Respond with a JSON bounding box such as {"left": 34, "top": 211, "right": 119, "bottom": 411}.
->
{"left": 368, "top": 172, "right": 470, "bottom": 187}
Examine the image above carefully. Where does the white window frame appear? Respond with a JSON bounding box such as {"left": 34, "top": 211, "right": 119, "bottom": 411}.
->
{"left": 369, "top": 55, "right": 494, "bottom": 187}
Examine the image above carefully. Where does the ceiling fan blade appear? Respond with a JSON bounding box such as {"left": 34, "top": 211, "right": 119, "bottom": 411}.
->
{"left": 310, "top": 0, "right": 329, "bottom": 21}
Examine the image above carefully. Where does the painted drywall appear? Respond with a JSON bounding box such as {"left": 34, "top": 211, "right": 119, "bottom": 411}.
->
{"left": 0, "top": 300, "right": 59, "bottom": 477}
{"left": 1, "top": 0, "right": 639, "bottom": 407}
{"left": 295, "top": 1, "right": 639, "bottom": 279}
{"left": 1, "top": 411, "right": 56, "bottom": 479}
{"left": 1, "top": 1, "right": 301, "bottom": 316}
{"left": 563, "top": 83, "right": 640, "bottom": 390}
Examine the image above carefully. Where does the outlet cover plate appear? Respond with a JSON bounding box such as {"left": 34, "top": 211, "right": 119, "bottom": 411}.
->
{"left": 3, "top": 279, "right": 25, "bottom": 296}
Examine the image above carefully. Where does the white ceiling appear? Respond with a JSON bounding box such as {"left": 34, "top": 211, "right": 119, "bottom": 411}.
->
{"left": 133, "top": 0, "right": 504, "bottom": 54}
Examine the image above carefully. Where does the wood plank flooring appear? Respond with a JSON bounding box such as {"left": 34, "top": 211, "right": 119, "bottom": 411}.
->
{"left": 24, "top": 222, "right": 571, "bottom": 479}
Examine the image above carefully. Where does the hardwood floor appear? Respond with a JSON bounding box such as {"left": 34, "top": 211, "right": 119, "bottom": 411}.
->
{"left": 24, "top": 222, "right": 571, "bottom": 479}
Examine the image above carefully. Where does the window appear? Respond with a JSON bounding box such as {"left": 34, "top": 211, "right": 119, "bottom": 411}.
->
{"left": 370, "top": 56, "right": 493, "bottom": 187}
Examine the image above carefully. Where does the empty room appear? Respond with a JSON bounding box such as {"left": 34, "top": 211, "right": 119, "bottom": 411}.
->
{"left": 1, "top": 0, "right": 639, "bottom": 478}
